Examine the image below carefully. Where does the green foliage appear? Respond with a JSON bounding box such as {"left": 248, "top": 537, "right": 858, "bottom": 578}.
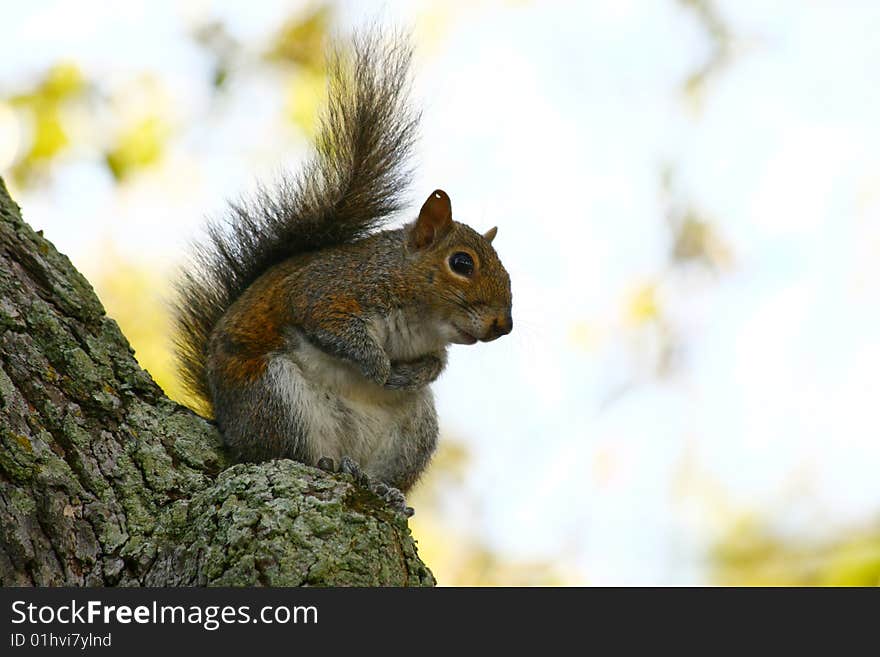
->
{"left": 90, "top": 254, "right": 191, "bottom": 409}
{"left": 192, "top": 21, "right": 240, "bottom": 91}
{"left": 3, "top": 61, "right": 172, "bottom": 186}
{"left": 262, "top": 4, "right": 333, "bottom": 135}
{"left": 711, "top": 514, "right": 880, "bottom": 586}
{"left": 263, "top": 4, "right": 333, "bottom": 72}
{"left": 104, "top": 116, "right": 168, "bottom": 182}
{"left": 7, "top": 62, "right": 85, "bottom": 185}
{"left": 678, "top": 0, "right": 732, "bottom": 109}
{"left": 2, "top": 4, "right": 337, "bottom": 189}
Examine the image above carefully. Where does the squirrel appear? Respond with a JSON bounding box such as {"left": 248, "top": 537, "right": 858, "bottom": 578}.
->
{"left": 172, "top": 31, "right": 512, "bottom": 516}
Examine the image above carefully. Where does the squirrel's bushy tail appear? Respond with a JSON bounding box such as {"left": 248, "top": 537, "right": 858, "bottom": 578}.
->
{"left": 173, "top": 30, "right": 419, "bottom": 411}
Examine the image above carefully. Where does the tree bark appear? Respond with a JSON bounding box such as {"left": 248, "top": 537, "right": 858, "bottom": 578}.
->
{"left": 0, "top": 178, "right": 434, "bottom": 586}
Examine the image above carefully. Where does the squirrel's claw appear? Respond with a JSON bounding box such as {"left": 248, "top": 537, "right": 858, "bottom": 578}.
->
{"left": 338, "top": 455, "right": 369, "bottom": 486}
{"left": 369, "top": 479, "right": 413, "bottom": 517}
{"left": 334, "top": 455, "right": 414, "bottom": 517}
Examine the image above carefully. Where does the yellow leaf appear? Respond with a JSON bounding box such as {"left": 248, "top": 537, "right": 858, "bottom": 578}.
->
{"left": 42, "top": 62, "right": 85, "bottom": 101}
{"left": 625, "top": 283, "right": 660, "bottom": 325}
{"left": 264, "top": 5, "right": 332, "bottom": 72}
{"left": 105, "top": 116, "right": 168, "bottom": 181}
{"left": 283, "top": 69, "right": 325, "bottom": 136}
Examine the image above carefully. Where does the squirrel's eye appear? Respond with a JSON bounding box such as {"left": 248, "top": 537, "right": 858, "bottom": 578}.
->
{"left": 448, "top": 252, "right": 474, "bottom": 276}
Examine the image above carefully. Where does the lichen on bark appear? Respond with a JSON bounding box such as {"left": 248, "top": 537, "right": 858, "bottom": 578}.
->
{"left": 0, "top": 177, "right": 434, "bottom": 587}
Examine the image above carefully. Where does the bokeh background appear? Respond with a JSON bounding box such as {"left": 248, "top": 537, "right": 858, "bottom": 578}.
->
{"left": 3, "top": 0, "right": 880, "bottom": 585}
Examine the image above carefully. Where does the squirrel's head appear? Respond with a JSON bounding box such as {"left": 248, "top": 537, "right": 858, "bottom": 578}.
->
{"left": 406, "top": 189, "right": 512, "bottom": 346}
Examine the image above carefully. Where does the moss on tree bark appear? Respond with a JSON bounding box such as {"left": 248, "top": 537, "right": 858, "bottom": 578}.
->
{"left": 0, "top": 177, "right": 434, "bottom": 586}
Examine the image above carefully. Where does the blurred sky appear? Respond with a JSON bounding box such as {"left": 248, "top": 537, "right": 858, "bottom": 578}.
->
{"left": 2, "top": 0, "right": 880, "bottom": 584}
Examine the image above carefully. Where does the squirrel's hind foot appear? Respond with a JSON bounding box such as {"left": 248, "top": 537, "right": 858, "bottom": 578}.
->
{"left": 318, "top": 455, "right": 414, "bottom": 517}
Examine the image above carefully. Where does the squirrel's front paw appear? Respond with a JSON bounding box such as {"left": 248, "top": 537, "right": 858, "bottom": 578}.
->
{"left": 360, "top": 356, "right": 392, "bottom": 386}
{"left": 385, "top": 352, "right": 446, "bottom": 390}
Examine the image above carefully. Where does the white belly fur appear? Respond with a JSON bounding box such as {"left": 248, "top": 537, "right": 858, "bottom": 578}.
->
{"left": 267, "top": 335, "right": 428, "bottom": 470}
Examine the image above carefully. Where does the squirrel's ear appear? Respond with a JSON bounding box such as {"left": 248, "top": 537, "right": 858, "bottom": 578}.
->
{"left": 410, "top": 189, "right": 453, "bottom": 249}
{"left": 483, "top": 226, "right": 498, "bottom": 244}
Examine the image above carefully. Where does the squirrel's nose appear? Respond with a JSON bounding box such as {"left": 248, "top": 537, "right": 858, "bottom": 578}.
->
{"left": 484, "top": 312, "right": 513, "bottom": 341}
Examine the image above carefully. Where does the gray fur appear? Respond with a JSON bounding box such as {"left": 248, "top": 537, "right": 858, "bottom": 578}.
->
{"left": 208, "top": 326, "right": 440, "bottom": 492}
